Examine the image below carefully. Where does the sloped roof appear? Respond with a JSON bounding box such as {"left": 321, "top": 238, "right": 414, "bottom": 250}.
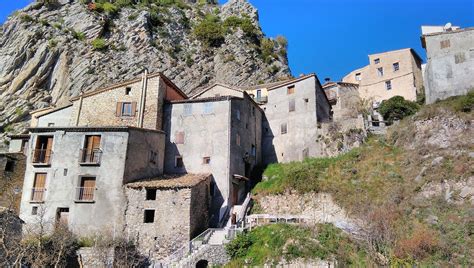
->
{"left": 126, "top": 173, "right": 211, "bottom": 189}
{"left": 243, "top": 79, "right": 293, "bottom": 91}
{"left": 70, "top": 72, "right": 187, "bottom": 101}
{"left": 191, "top": 83, "right": 243, "bottom": 99}
{"left": 33, "top": 104, "right": 73, "bottom": 118}
{"left": 322, "top": 81, "right": 359, "bottom": 89}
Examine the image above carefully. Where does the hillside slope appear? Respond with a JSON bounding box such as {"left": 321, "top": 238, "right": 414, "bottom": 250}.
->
{"left": 0, "top": 0, "right": 290, "bottom": 144}
{"left": 248, "top": 93, "right": 474, "bottom": 266}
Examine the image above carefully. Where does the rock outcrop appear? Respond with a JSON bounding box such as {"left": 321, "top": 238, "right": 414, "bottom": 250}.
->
{"left": 0, "top": 0, "right": 290, "bottom": 146}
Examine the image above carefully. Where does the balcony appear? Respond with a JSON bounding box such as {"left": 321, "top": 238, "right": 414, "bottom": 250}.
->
{"left": 79, "top": 149, "right": 102, "bottom": 166}
{"left": 75, "top": 187, "right": 95, "bottom": 202}
{"left": 32, "top": 149, "right": 52, "bottom": 166}
{"left": 253, "top": 96, "right": 268, "bottom": 103}
{"left": 31, "top": 188, "right": 46, "bottom": 203}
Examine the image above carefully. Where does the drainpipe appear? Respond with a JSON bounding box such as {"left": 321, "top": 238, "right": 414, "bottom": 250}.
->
{"left": 75, "top": 90, "right": 84, "bottom": 126}
{"left": 138, "top": 69, "right": 148, "bottom": 128}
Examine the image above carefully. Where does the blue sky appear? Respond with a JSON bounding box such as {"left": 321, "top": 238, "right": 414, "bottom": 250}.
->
{"left": 1, "top": 0, "right": 473, "bottom": 80}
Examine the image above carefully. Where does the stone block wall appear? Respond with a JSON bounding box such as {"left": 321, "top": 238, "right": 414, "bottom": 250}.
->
{"left": 0, "top": 153, "right": 26, "bottom": 213}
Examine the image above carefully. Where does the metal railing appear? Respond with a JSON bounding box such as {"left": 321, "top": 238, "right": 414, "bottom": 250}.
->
{"left": 80, "top": 149, "right": 103, "bottom": 165}
{"left": 31, "top": 188, "right": 46, "bottom": 202}
{"left": 32, "top": 149, "right": 52, "bottom": 165}
{"left": 254, "top": 96, "right": 268, "bottom": 103}
{"left": 76, "top": 187, "right": 95, "bottom": 202}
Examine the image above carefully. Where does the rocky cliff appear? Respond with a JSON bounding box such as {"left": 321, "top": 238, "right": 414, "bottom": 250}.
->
{"left": 0, "top": 0, "right": 290, "bottom": 144}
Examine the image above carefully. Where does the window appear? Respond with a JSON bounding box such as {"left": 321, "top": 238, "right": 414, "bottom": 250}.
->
{"left": 48, "top": 123, "right": 55, "bottom": 127}
{"left": 251, "top": 145, "right": 256, "bottom": 156}
{"left": 393, "top": 62, "right": 400, "bottom": 72}
{"left": 454, "top": 53, "right": 466, "bottom": 64}
{"left": 385, "top": 80, "right": 392, "bottom": 90}
{"left": 377, "top": 67, "right": 384, "bottom": 77}
{"left": 149, "top": 151, "right": 157, "bottom": 164}
{"left": 236, "top": 109, "right": 241, "bottom": 121}
{"left": 203, "top": 157, "right": 211, "bottom": 165}
{"left": 116, "top": 102, "right": 136, "bottom": 117}
{"left": 256, "top": 90, "right": 262, "bottom": 99}
{"left": 183, "top": 104, "right": 192, "bottom": 116}
{"left": 203, "top": 103, "right": 214, "bottom": 115}
{"left": 31, "top": 173, "right": 46, "bottom": 202}
{"left": 287, "top": 85, "right": 295, "bottom": 95}
{"left": 355, "top": 73, "right": 361, "bottom": 81}
{"left": 175, "top": 156, "right": 184, "bottom": 168}
{"left": 32, "top": 206, "right": 38, "bottom": 215}
{"left": 125, "top": 87, "right": 132, "bottom": 95}
{"left": 440, "top": 39, "right": 450, "bottom": 49}
{"left": 281, "top": 123, "right": 287, "bottom": 135}
{"left": 289, "top": 99, "right": 295, "bottom": 112}
{"left": 236, "top": 134, "right": 241, "bottom": 146}
{"left": 146, "top": 189, "right": 157, "bottom": 200}
{"left": 374, "top": 58, "right": 380, "bottom": 64}
{"left": 63, "top": 168, "right": 68, "bottom": 176}
{"left": 144, "top": 210, "right": 155, "bottom": 223}
{"left": 5, "top": 160, "right": 14, "bottom": 172}
{"left": 56, "top": 208, "right": 69, "bottom": 227}
{"left": 175, "top": 131, "right": 185, "bottom": 144}
{"left": 77, "top": 177, "right": 96, "bottom": 202}
{"left": 81, "top": 135, "right": 102, "bottom": 164}
{"left": 33, "top": 136, "right": 53, "bottom": 165}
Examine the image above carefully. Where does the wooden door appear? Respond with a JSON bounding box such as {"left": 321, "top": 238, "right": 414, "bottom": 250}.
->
{"left": 80, "top": 177, "right": 96, "bottom": 201}
{"left": 33, "top": 173, "right": 46, "bottom": 188}
{"left": 32, "top": 173, "right": 46, "bottom": 201}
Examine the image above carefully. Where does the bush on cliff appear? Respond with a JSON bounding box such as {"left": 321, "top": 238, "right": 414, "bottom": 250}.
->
{"left": 378, "top": 96, "right": 420, "bottom": 124}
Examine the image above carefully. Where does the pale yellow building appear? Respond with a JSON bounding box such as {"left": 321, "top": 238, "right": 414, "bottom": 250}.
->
{"left": 342, "top": 48, "right": 423, "bottom": 104}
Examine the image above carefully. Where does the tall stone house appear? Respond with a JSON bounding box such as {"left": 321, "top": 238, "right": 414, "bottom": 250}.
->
{"left": 421, "top": 25, "right": 474, "bottom": 104}
{"left": 11, "top": 71, "right": 332, "bottom": 261}
{"left": 343, "top": 48, "right": 424, "bottom": 105}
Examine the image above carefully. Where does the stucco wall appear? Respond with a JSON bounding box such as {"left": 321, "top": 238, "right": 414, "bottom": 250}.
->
{"left": 36, "top": 106, "right": 73, "bottom": 127}
{"left": 193, "top": 84, "right": 243, "bottom": 99}
{"left": 262, "top": 76, "right": 324, "bottom": 164}
{"left": 343, "top": 49, "right": 422, "bottom": 103}
{"left": 423, "top": 29, "right": 474, "bottom": 103}
{"left": 324, "top": 84, "right": 361, "bottom": 120}
{"left": 19, "top": 130, "right": 129, "bottom": 236}
{"left": 123, "top": 129, "right": 165, "bottom": 184}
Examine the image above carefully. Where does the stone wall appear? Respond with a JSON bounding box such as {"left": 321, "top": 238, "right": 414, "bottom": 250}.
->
{"left": 256, "top": 192, "right": 361, "bottom": 234}
{"left": 125, "top": 178, "right": 210, "bottom": 261}
{"left": 0, "top": 153, "right": 26, "bottom": 212}
{"left": 189, "top": 245, "right": 230, "bottom": 267}
{"left": 69, "top": 75, "right": 163, "bottom": 130}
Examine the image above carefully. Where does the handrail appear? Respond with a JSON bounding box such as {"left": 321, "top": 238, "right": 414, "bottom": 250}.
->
{"left": 80, "top": 148, "right": 102, "bottom": 164}
{"left": 76, "top": 187, "right": 95, "bottom": 201}
{"left": 32, "top": 149, "right": 52, "bottom": 165}
{"left": 31, "top": 188, "right": 46, "bottom": 202}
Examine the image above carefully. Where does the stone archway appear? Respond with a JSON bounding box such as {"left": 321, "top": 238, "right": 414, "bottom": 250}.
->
{"left": 196, "top": 259, "right": 209, "bottom": 268}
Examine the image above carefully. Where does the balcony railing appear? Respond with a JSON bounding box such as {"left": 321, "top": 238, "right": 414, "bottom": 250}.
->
{"left": 31, "top": 188, "right": 46, "bottom": 202}
{"left": 79, "top": 149, "right": 102, "bottom": 165}
{"left": 76, "top": 187, "right": 95, "bottom": 202}
{"left": 32, "top": 149, "right": 52, "bottom": 165}
{"left": 253, "top": 96, "right": 268, "bottom": 103}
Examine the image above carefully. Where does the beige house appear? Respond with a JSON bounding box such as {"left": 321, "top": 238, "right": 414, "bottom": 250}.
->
{"left": 343, "top": 48, "right": 423, "bottom": 104}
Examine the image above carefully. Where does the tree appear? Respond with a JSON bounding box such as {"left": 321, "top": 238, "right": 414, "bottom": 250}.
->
{"left": 378, "top": 96, "right": 420, "bottom": 124}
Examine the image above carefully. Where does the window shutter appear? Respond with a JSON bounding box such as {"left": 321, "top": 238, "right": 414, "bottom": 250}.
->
{"left": 131, "top": 102, "right": 137, "bottom": 116}
{"left": 116, "top": 102, "right": 122, "bottom": 117}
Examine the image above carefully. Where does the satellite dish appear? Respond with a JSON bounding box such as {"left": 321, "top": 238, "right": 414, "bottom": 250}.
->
{"left": 444, "top": 22, "right": 452, "bottom": 31}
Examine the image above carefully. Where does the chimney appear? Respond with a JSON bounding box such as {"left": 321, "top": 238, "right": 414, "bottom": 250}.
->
{"left": 299, "top": 73, "right": 305, "bottom": 77}
{"left": 324, "top": 78, "right": 331, "bottom": 82}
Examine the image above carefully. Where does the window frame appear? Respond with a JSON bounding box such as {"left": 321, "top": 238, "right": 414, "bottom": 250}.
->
{"left": 289, "top": 99, "right": 296, "bottom": 112}
{"left": 374, "top": 58, "right": 380, "bottom": 64}
{"left": 393, "top": 62, "right": 400, "bottom": 72}
{"left": 385, "top": 80, "right": 392, "bottom": 90}
{"left": 377, "top": 67, "right": 384, "bottom": 77}
{"left": 175, "top": 155, "right": 184, "bottom": 168}
{"left": 183, "top": 104, "right": 193, "bottom": 116}
{"left": 144, "top": 209, "right": 155, "bottom": 223}
{"left": 146, "top": 189, "right": 157, "bottom": 200}
{"left": 287, "top": 85, "right": 295, "bottom": 95}
{"left": 203, "top": 156, "right": 211, "bottom": 165}
{"left": 281, "top": 123, "right": 288, "bottom": 135}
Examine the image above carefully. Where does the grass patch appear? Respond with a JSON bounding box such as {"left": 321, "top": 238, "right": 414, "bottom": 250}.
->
{"left": 225, "top": 223, "right": 368, "bottom": 266}
{"left": 91, "top": 38, "right": 107, "bottom": 51}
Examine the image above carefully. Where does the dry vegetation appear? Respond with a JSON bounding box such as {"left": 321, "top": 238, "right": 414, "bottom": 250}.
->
{"left": 251, "top": 93, "right": 474, "bottom": 266}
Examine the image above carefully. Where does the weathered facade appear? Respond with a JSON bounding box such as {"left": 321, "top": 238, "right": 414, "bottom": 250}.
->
{"left": 343, "top": 48, "right": 423, "bottom": 104}
{"left": 0, "top": 153, "right": 26, "bottom": 212}
{"left": 421, "top": 26, "right": 474, "bottom": 103}
{"left": 19, "top": 127, "right": 165, "bottom": 236}
{"left": 163, "top": 94, "right": 263, "bottom": 223}
{"left": 125, "top": 174, "right": 211, "bottom": 260}
{"left": 323, "top": 82, "right": 360, "bottom": 120}
{"left": 261, "top": 74, "right": 332, "bottom": 164}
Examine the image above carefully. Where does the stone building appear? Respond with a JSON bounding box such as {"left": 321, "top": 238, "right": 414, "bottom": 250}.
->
{"left": 260, "top": 74, "right": 332, "bottom": 164}
{"left": 421, "top": 26, "right": 474, "bottom": 104}
{"left": 343, "top": 48, "right": 423, "bottom": 104}
{"left": 163, "top": 93, "right": 263, "bottom": 224}
{"left": 125, "top": 174, "right": 211, "bottom": 260}
{"left": 191, "top": 83, "right": 243, "bottom": 99}
{"left": 322, "top": 81, "right": 360, "bottom": 120}
{"left": 0, "top": 153, "right": 26, "bottom": 212}
{"left": 19, "top": 126, "right": 165, "bottom": 235}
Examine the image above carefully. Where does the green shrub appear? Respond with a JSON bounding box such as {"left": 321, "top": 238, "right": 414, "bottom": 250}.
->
{"left": 260, "top": 38, "right": 276, "bottom": 63}
{"left": 91, "top": 38, "right": 107, "bottom": 50}
{"left": 378, "top": 96, "right": 420, "bottom": 124}
{"left": 223, "top": 15, "right": 257, "bottom": 38}
{"left": 48, "top": 39, "right": 58, "bottom": 48}
{"left": 71, "top": 30, "right": 86, "bottom": 41}
{"left": 20, "top": 14, "right": 35, "bottom": 23}
{"left": 444, "top": 90, "right": 474, "bottom": 113}
{"left": 102, "top": 2, "right": 119, "bottom": 15}
{"left": 193, "top": 14, "right": 225, "bottom": 47}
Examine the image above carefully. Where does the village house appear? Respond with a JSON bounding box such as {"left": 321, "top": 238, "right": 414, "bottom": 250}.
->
{"left": 342, "top": 48, "right": 424, "bottom": 105}
{"left": 421, "top": 25, "right": 474, "bottom": 104}
{"left": 322, "top": 81, "right": 360, "bottom": 120}
{"left": 11, "top": 70, "right": 334, "bottom": 263}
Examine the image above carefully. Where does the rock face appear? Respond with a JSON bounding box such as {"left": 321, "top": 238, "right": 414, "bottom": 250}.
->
{"left": 0, "top": 0, "right": 290, "bottom": 145}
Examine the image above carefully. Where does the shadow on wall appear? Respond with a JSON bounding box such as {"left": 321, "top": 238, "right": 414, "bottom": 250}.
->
{"left": 261, "top": 115, "right": 277, "bottom": 167}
